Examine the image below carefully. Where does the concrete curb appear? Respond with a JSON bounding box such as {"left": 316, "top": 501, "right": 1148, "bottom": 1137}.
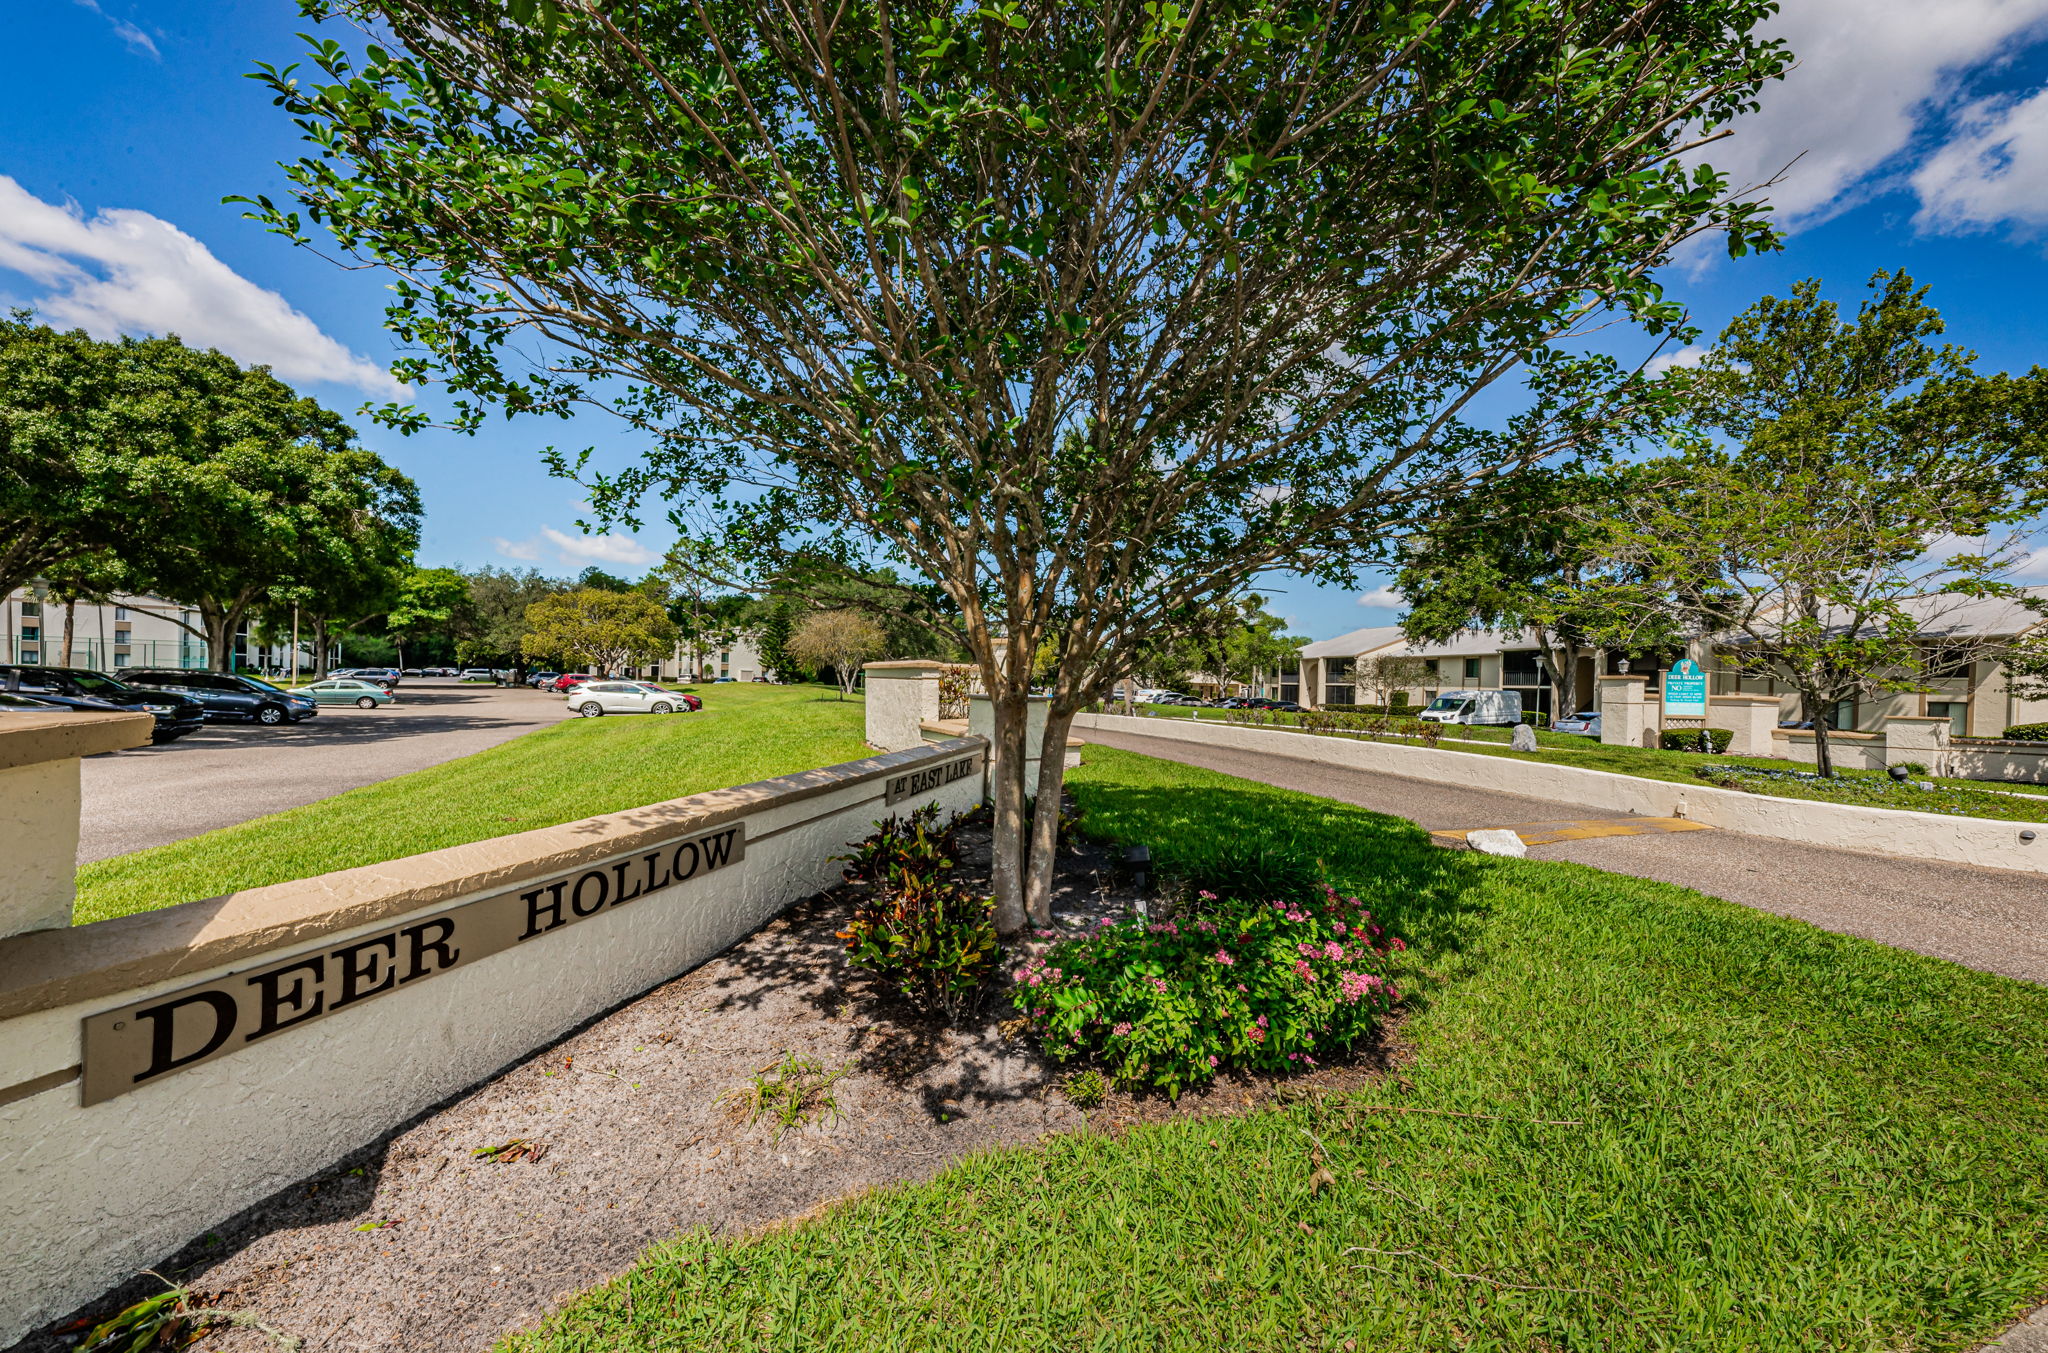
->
{"left": 1074, "top": 714, "right": 2048, "bottom": 876}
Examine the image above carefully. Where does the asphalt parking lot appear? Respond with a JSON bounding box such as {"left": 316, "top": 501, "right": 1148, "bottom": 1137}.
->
{"left": 78, "top": 680, "right": 571, "bottom": 863}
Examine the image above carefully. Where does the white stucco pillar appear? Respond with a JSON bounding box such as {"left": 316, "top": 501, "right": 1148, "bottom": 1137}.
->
{"left": 1597, "top": 675, "right": 1655, "bottom": 749}
{"left": 1884, "top": 716, "right": 1951, "bottom": 776}
{"left": 1707, "top": 693, "right": 1781, "bottom": 758}
{"left": 969, "top": 694, "right": 1070, "bottom": 790}
{"left": 0, "top": 711, "right": 154, "bottom": 937}
{"left": 861, "top": 660, "right": 949, "bottom": 751}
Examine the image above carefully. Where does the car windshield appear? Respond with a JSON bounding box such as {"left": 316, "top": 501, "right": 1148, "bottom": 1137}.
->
{"left": 67, "top": 672, "right": 138, "bottom": 698}
{"left": 1425, "top": 695, "right": 1469, "bottom": 712}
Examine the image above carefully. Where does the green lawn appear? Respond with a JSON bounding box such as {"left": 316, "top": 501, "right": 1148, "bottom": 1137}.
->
{"left": 1123, "top": 704, "right": 2048, "bottom": 823}
{"left": 74, "top": 684, "right": 870, "bottom": 925}
{"left": 504, "top": 745, "right": 2048, "bottom": 1352}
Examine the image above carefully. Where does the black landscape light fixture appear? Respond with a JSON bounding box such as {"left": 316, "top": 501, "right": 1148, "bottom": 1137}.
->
{"left": 1125, "top": 844, "right": 1151, "bottom": 895}
{"left": 1888, "top": 765, "right": 1911, "bottom": 783}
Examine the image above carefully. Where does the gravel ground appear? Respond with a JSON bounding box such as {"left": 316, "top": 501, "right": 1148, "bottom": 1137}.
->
{"left": 78, "top": 682, "right": 568, "bottom": 862}
{"left": 1084, "top": 727, "right": 2048, "bottom": 986}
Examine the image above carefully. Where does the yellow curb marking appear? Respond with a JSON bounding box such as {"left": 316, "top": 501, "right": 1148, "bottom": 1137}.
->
{"left": 1431, "top": 817, "right": 1713, "bottom": 848}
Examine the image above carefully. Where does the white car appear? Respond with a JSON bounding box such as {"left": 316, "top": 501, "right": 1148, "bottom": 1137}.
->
{"left": 458, "top": 668, "right": 501, "bottom": 683}
{"left": 566, "top": 681, "right": 696, "bottom": 717}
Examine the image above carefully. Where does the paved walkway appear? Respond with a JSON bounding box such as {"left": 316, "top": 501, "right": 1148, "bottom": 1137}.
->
{"left": 78, "top": 682, "right": 568, "bottom": 862}
{"left": 1084, "top": 727, "right": 2048, "bottom": 986}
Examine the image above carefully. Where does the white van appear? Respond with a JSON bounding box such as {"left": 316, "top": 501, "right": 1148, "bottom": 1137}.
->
{"left": 1418, "top": 689, "right": 1523, "bottom": 726}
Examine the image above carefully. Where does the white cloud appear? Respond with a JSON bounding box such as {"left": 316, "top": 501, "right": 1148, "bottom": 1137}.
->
{"left": 539, "top": 526, "right": 660, "bottom": 568}
{"left": 492, "top": 536, "right": 542, "bottom": 562}
{"left": 72, "top": 0, "right": 159, "bottom": 59}
{"left": 1699, "top": 0, "right": 2048, "bottom": 227}
{"left": 1645, "top": 344, "right": 1709, "bottom": 377}
{"left": 1356, "top": 585, "right": 1404, "bottom": 610}
{"left": 1912, "top": 88, "right": 2048, "bottom": 232}
{"left": 0, "top": 177, "right": 404, "bottom": 398}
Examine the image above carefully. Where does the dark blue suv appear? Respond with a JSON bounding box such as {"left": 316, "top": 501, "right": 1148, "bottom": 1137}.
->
{"left": 0, "top": 666, "right": 206, "bottom": 743}
{"left": 117, "top": 669, "right": 317, "bottom": 726}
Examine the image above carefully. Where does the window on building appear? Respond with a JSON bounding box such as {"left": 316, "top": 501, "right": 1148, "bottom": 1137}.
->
{"left": 20, "top": 602, "right": 40, "bottom": 617}
{"left": 114, "top": 629, "right": 131, "bottom": 643}
{"left": 1462, "top": 657, "right": 1481, "bottom": 680}
{"left": 1828, "top": 698, "right": 1856, "bottom": 731}
{"left": 19, "top": 626, "right": 38, "bottom": 642}
{"left": 18, "top": 651, "right": 42, "bottom": 667}
{"left": 1927, "top": 700, "right": 1967, "bottom": 736}
{"left": 719, "top": 651, "right": 731, "bottom": 663}
{"left": 114, "top": 606, "right": 131, "bottom": 620}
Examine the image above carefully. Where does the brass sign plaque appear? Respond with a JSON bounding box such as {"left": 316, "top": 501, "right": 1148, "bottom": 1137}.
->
{"left": 80, "top": 824, "right": 744, "bottom": 1106}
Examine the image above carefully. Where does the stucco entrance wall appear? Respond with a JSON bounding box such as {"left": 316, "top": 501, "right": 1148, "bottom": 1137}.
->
{"left": 1073, "top": 713, "right": 2046, "bottom": 874}
{"left": 0, "top": 738, "right": 986, "bottom": 1346}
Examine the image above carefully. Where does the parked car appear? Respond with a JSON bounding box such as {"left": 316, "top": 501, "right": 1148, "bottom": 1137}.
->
{"left": 458, "top": 668, "right": 502, "bottom": 684}
{"left": 300, "top": 677, "right": 398, "bottom": 709}
{"left": 548, "top": 673, "right": 596, "bottom": 692}
{"left": 117, "top": 669, "right": 318, "bottom": 726}
{"left": 355, "top": 667, "right": 403, "bottom": 687}
{"left": 0, "top": 691, "right": 64, "bottom": 713}
{"left": 566, "top": 682, "right": 700, "bottom": 717}
{"left": 401, "top": 668, "right": 424, "bottom": 677}
{"left": 1252, "top": 698, "right": 1303, "bottom": 712}
{"left": 527, "top": 671, "right": 560, "bottom": 689}
{"left": 0, "top": 666, "right": 207, "bottom": 743}
{"left": 1417, "top": 688, "right": 1523, "bottom": 726}
{"left": 1551, "top": 710, "right": 1602, "bottom": 737}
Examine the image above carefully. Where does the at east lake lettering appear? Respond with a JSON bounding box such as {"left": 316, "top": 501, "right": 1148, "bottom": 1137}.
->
{"left": 78, "top": 825, "right": 744, "bottom": 1106}
{"left": 883, "top": 754, "right": 979, "bottom": 805}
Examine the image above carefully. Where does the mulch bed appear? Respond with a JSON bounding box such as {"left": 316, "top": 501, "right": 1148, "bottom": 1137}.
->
{"left": 17, "top": 810, "right": 1399, "bottom": 1353}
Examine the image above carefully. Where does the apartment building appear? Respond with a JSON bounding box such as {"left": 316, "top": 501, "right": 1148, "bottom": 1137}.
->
{"left": 1, "top": 587, "right": 317, "bottom": 674}
{"left": 656, "top": 631, "right": 773, "bottom": 683}
{"left": 1296, "top": 590, "right": 2048, "bottom": 737}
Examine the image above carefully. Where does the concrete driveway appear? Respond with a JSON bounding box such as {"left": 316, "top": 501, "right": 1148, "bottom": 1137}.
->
{"left": 79, "top": 680, "right": 570, "bottom": 863}
{"left": 1083, "top": 727, "right": 2048, "bottom": 987}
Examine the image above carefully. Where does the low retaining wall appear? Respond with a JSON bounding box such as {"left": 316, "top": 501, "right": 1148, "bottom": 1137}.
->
{"left": 0, "top": 738, "right": 986, "bottom": 1345}
{"left": 1075, "top": 713, "right": 2048, "bottom": 875}
{"left": 1948, "top": 738, "right": 2048, "bottom": 786}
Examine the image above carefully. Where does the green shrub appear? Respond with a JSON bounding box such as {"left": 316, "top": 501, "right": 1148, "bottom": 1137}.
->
{"left": 1015, "top": 886, "right": 1405, "bottom": 1096}
{"left": 2002, "top": 721, "right": 2048, "bottom": 742}
{"left": 836, "top": 807, "right": 1000, "bottom": 1015}
{"left": 1660, "top": 727, "right": 1734, "bottom": 753}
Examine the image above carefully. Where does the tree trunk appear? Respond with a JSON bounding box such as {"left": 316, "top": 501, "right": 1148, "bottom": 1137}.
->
{"left": 313, "top": 616, "right": 331, "bottom": 678}
{"left": 1023, "top": 703, "right": 1080, "bottom": 926}
{"left": 987, "top": 686, "right": 1032, "bottom": 934}
{"left": 1812, "top": 704, "right": 1836, "bottom": 778}
{"left": 202, "top": 604, "right": 237, "bottom": 672}
{"left": 61, "top": 599, "right": 76, "bottom": 668}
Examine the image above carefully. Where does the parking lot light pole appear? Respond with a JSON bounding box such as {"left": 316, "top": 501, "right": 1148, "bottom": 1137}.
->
{"left": 290, "top": 604, "right": 300, "bottom": 686}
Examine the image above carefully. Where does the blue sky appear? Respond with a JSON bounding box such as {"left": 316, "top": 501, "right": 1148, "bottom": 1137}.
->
{"left": 9, "top": 0, "right": 2048, "bottom": 639}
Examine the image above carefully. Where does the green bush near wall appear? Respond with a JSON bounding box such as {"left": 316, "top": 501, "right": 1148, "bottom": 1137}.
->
{"left": 1661, "top": 727, "right": 1734, "bottom": 753}
{"left": 2001, "top": 721, "right": 2048, "bottom": 742}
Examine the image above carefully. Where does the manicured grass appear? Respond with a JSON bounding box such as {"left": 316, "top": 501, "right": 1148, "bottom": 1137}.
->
{"left": 503, "top": 745, "right": 2048, "bottom": 1352}
{"left": 73, "top": 684, "right": 870, "bottom": 925}
{"left": 1124, "top": 704, "right": 2048, "bottom": 822}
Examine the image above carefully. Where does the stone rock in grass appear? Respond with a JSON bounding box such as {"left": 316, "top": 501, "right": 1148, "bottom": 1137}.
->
{"left": 1466, "top": 829, "right": 1527, "bottom": 857}
{"left": 1510, "top": 723, "right": 1538, "bottom": 752}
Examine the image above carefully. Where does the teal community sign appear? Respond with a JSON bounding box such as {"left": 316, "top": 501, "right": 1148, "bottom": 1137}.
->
{"left": 1663, "top": 658, "right": 1708, "bottom": 718}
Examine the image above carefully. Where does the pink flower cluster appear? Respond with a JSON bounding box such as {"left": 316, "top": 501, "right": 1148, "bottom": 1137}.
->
{"left": 1338, "top": 970, "right": 1383, "bottom": 1004}
{"left": 1013, "top": 954, "right": 1063, "bottom": 988}
{"left": 1213, "top": 949, "right": 1235, "bottom": 966}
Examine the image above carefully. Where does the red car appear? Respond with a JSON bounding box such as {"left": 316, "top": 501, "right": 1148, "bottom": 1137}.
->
{"left": 549, "top": 673, "right": 596, "bottom": 692}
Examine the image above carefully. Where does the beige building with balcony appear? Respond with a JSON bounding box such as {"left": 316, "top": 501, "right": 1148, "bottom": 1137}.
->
{"left": 1296, "top": 589, "right": 2048, "bottom": 736}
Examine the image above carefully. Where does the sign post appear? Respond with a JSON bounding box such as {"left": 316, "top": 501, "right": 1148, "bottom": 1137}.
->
{"left": 1662, "top": 658, "right": 1708, "bottom": 720}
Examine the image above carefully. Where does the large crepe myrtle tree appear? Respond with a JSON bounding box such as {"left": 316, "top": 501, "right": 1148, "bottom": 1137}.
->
{"left": 246, "top": 0, "right": 1787, "bottom": 930}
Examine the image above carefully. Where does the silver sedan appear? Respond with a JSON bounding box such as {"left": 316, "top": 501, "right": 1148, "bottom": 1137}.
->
{"left": 565, "top": 681, "right": 696, "bottom": 717}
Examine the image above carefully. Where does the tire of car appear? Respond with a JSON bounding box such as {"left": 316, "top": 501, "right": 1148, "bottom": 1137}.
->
{"left": 256, "top": 704, "right": 287, "bottom": 726}
{"left": 356, "top": 696, "right": 378, "bottom": 709}
{"left": 579, "top": 702, "right": 604, "bottom": 718}
{"left": 650, "top": 701, "right": 674, "bottom": 714}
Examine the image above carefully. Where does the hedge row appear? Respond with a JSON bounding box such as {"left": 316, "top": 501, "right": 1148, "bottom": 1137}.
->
{"left": 1661, "top": 727, "right": 1735, "bottom": 753}
{"left": 2001, "top": 721, "right": 2048, "bottom": 742}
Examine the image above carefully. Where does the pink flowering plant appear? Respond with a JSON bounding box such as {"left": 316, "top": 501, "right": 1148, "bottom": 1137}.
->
{"left": 1015, "top": 885, "right": 1405, "bottom": 1095}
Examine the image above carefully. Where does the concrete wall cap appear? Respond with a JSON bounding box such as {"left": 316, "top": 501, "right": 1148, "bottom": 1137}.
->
{"left": 0, "top": 711, "right": 154, "bottom": 771}
{"left": 861, "top": 660, "right": 955, "bottom": 671}
{"left": 1884, "top": 716, "right": 1953, "bottom": 725}
{"left": 0, "top": 736, "right": 986, "bottom": 1022}
{"left": 1775, "top": 728, "right": 1882, "bottom": 742}
{"left": 1709, "top": 693, "right": 1782, "bottom": 704}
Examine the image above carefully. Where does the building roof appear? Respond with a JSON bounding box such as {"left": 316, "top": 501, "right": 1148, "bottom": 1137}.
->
{"left": 1297, "top": 625, "right": 1408, "bottom": 659}
{"left": 1399, "top": 627, "right": 1542, "bottom": 659}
